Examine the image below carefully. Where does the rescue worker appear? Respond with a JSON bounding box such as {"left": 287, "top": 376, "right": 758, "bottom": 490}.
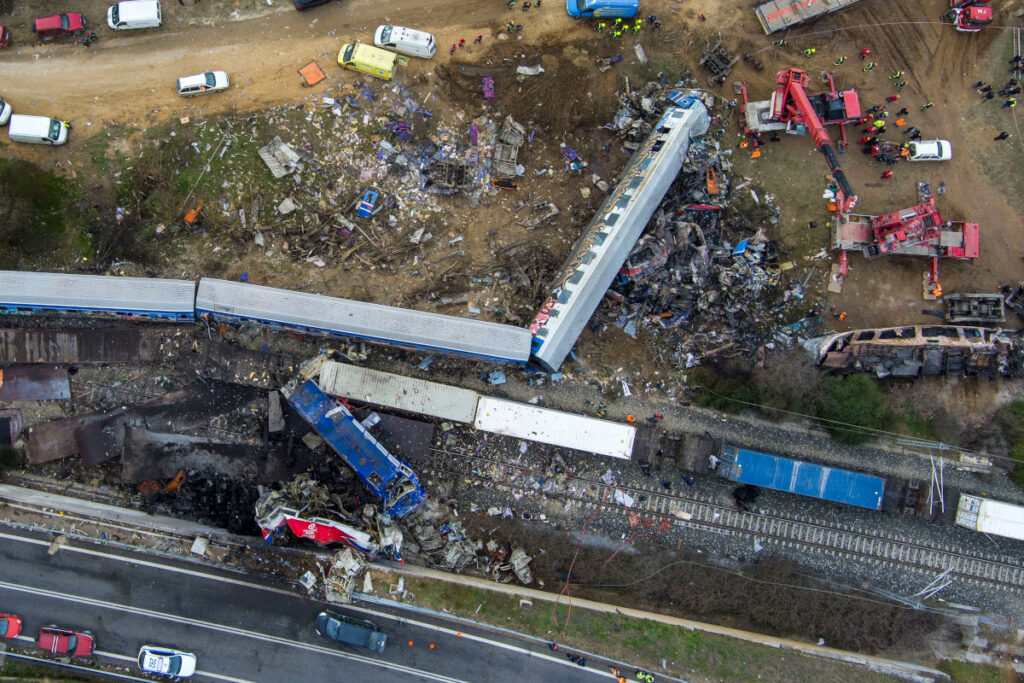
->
{"left": 613, "top": 17, "right": 622, "bottom": 28}
{"left": 515, "top": 23, "right": 523, "bottom": 31}
{"left": 839, "top": 311, "right": 848, "bottom": 320}
{"left": 859, "top": 47, "right": 871, "bottom": 59}
{"left": 921, "top": 101, "right": 934, "bottom": 109}
{"left": 995, "top": 131, "right": 1010, "bottom": 141}
{"left": 772, "top": 39, "right": 788, "bottom": 48}
{"left": 881, "top": 169, "right": 893, "bottom": 180}
{"left": 834, "top": 56, "right": 847, "bottom": 66}
{"left": 895, "top": 117, "right": 906, "bottom": 126}
{"left": 633, "top": 18, "right": 642, "bottom": 32}
{"left": 802, "top": 47, "right": 816, "bottom": 58}
{"left": 872, "top": 119, "right": 886, "bottom": 130}
{"left": 863, "top": 61, "right": 876, "bottom": 72}
{"left": 652, "top": 19, "right": 662, "bottom": 29}
{"left": 596, "top": 21, "right": 606, "bottom": 32}
{"left": 458, "top": 38, "right": 466, "bottom": 48}
{"left": 506, "top": 21, "right": 515, "bottom": 33}
{"left": 896, "top": 80, "right": 907, "bottom": 91}
{"left": 647, "top": 14, "right": 657, "bottom": 23}
{"left": 886, "top": 94, "right": 899, "bottom": 103}
{"left": 612, "top": 29, "right": 622, "bottom": 39}
{"left": 857, "top": 135, "right": 870, "bottom": 144}
{"left": 449, "top": 44, "right": 457, "bottom": 55}
{"left": 1004, "top": 97, "right": 1018, "bottom": 108}
{"left": 506, "top": 0, "right": 515, "bottom": 9}
{"left": 522, "top": 1, "right": 530, "bottom": 10}
{"left": 868, "top": 104, "right": 883, "bottom": 114}
{"left": 897, "top": 107, "right": 910, "bottom": 115}
{"left": 889, "top": 70, "right": 903, "bottom": 80}
{"left": 474, "top": 34, "right": 483, "bottom": 43}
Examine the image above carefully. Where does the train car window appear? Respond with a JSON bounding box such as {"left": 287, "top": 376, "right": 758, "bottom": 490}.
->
{"left": 963, "top": 328, "right": 981, "bottom": 339}
{"left": 898, "top": 327, "right": 916, "bottom": 338}
{"left": 878, "top": 329, "right": 897, "bottom": 340}
{"left": 855, "top": 331, "right": 875, "bottom": 341}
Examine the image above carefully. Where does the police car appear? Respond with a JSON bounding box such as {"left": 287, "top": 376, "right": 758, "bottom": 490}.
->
{"left": 138, "top": 645, "right": 197, "bottom": 678}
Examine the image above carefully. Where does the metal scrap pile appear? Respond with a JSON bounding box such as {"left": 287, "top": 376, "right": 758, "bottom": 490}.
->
{"left": 602, "top": 138, "right": 788, "bottom": 367}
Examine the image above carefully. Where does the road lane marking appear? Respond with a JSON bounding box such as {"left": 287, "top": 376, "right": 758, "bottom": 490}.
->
{"left": 0, "top": 530, "right": 608, "bottom": 678}
{"left": 0, "top": 579, "right": 466, "bottom": 683}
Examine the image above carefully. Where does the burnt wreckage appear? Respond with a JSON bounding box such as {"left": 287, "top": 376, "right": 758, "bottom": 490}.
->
{"left": 805, "top": 325, "right": 1024, "bottom": 378}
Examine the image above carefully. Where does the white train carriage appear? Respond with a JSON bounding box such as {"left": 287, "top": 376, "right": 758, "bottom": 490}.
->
{"left": 195, "top": 278, "right": 532, "bottom": 364}
{"left": 529, "top": 92, "right": 711, "bottom": 372}
{"left": 0, "top": 270, "right": 196, "bottom": 321}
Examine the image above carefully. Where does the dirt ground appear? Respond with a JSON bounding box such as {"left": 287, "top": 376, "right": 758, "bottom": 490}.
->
{"left": 0, "top": 0, "right": 1022, "bottom": 381}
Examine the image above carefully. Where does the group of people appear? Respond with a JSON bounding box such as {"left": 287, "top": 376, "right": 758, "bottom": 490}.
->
{"left": 594, "top": 15, "right": 661, "bottom": 38}
{"left": 973, "top": 74, "right": 1020, "bottom": 109}
{"left": 546, "top": 643, "right": 656, "bottom": 680}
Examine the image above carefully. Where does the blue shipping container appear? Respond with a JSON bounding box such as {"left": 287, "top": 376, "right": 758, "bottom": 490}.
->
{"left": 719, "top": 446, "right": 884, "bottom": 510}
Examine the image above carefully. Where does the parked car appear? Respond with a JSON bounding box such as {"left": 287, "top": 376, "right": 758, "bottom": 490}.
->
{"left": 907, "top": 139, "right": 952, "bottom": 161}
{"left": 138, "top": 645, "right": 197, "bottom": 678}
{"left": 293, "top": 0, "right": 331, "bottom": 9}
{"left": 315, "top": 611, "right": 387, "bottom": 653}
{"left": 38, "top": 626, "right": 94, "bottom": 657}
{"left": 0, "top": 99, "right": 11, "bottom": 127}
{"left": 0, "top": 613, "right": 23, "bottom": 638}
{"left": 0, "top": 25, "right": 10, "bottom": 48}
{"left": 32, "top": 13, "right": 86, "bottom": 39}
{"left": 175, "top": 71, "right": 229, "bottom": 97}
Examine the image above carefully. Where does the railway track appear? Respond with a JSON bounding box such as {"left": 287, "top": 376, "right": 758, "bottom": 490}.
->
{"left": 423, "top": 447, "right": 1024, "bottom": 594}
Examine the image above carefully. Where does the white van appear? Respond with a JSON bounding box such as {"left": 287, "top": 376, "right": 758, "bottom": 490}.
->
{"left": 0, "top": 99, "right": 11, "bottom": 126}
{"left": 7, "top": 115, "right": 69, "bottom": 145}
{"left": 107, "top": 0, "right": 162, "bottom": 30}
{"left": 373, "top": 25, "right": 436, "bottom": 60}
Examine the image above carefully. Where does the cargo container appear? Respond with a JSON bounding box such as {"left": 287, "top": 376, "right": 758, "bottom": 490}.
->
{"left": 474, "top": 396, "right": 635, "bottom": 459}
{"left": 719, "top": 446, "right": 885, "bottom": 510}
{"left": 318, "top": 360, "right": 480, "bottom": 423}
{"left": 754, "top": 0, "right": 862, "bottom": 34}
{"left": 955, "top": 494, "right": 1024, "bottom": 542}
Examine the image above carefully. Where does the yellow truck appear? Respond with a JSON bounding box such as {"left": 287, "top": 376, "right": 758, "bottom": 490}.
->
{"left": 337, "top": 42, "right": 397, "bottom": 81}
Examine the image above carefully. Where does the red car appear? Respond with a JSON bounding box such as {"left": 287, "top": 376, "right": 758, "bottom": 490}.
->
{"left": 32, "top": 13, "right": 86, "bottom": 39}
{"left": 0, "top": 26, "right": 10, "bottom": 48}
{"left": 38, "top": 626, "right": 94, "bottom": 657}
{"left": 0, "top": 613, "right": 23, "bottom": 638}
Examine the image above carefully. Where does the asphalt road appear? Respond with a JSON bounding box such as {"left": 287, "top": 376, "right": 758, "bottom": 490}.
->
{"left": 0, "top": 528, "right": 606, "bottom": 682}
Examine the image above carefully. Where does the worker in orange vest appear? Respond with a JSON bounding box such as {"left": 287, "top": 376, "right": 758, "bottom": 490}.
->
{"left": 626, "top": 415, "right": 637, "bottom": 423}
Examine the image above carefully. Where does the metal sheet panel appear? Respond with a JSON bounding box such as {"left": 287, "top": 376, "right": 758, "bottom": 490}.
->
{"left": 0, "top": 328, "right": 171, "bottom": 364}
{"left": 196, "top": 278, "right": 531, "bottom": 364}
{"left": 0, "top": 366, "right": 69, "bottom": 401}
{"left": 318, "top": 361, "right": 479, "bottom": 423}
{"left": 722, "top": 446, "right": 884, "bottom": 510}
{"left": 0, "top": 271, "right": 195, "bottom": 318}
{"left": 473, "top": 396, "right": 635, "bottom": 459}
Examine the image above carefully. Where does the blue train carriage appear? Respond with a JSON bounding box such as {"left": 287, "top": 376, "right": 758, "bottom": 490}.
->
{"left": 0, "top": 270, "right": 196, "bottom": 321}
{"left": 284, "top": 379, "right": 426, "bottom": 519}
{"left": 719, "top": 445, "right": 885, "bottom": 510}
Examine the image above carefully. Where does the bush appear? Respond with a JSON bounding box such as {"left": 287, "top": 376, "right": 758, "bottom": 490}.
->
{"left": 814, "top": 374, "right": 890, "bottom": 445}
{"left": 690, "top": 366, "right": 762, "bottom": 415}
{"left": 0, "top": 159, "right": 73, "bottom": 267}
